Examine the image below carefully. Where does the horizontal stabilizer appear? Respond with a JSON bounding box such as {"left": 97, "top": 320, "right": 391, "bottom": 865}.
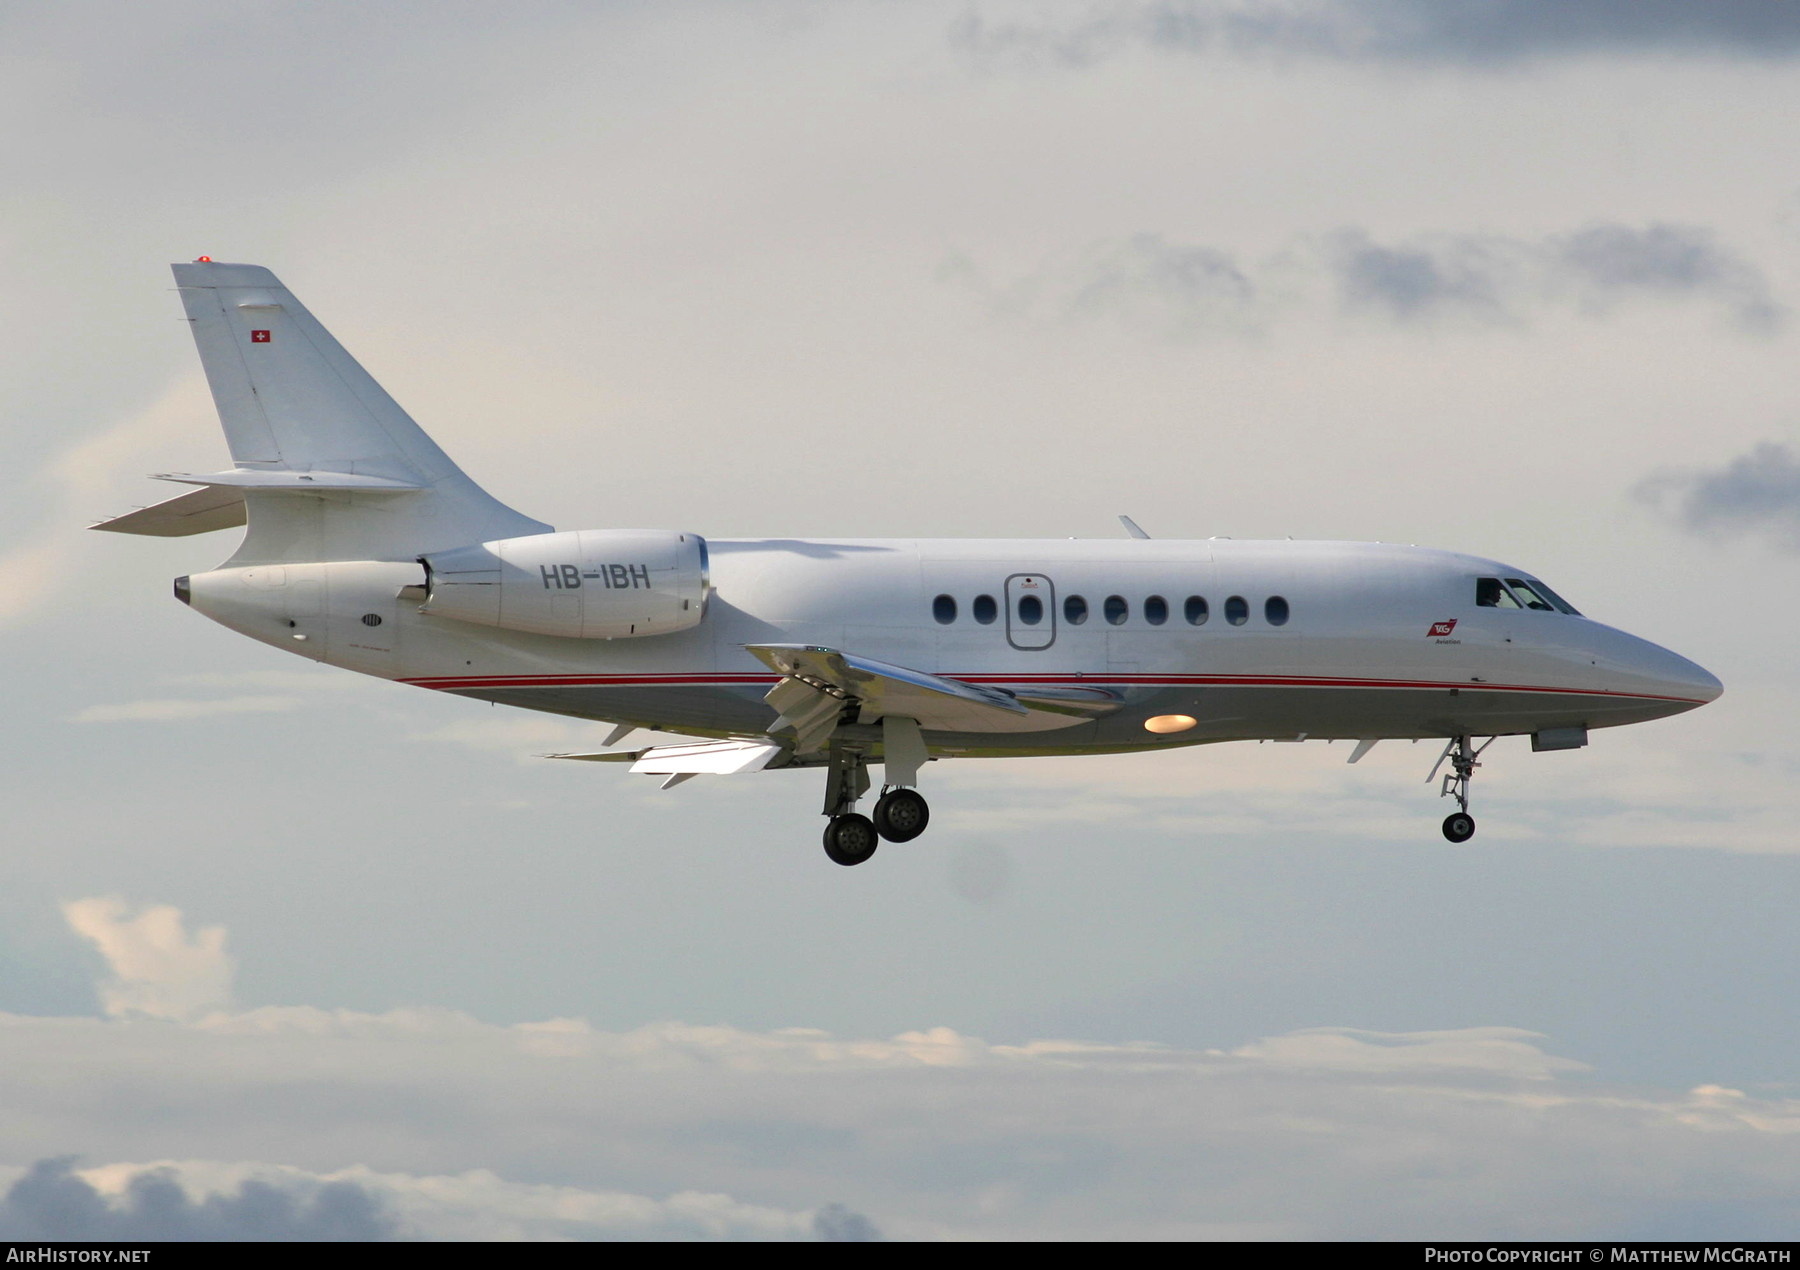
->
{"left": 89, "top": 486, "right": 248, "bottom": 537}
{"left": 157, "top": 469, "right": 428, "bottom": 492}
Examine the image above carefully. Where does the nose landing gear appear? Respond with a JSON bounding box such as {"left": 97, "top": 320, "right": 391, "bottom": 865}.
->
{"left": 1429, "top": 734, "right": 1493, "bottom": 843}
{"left": 1441, "top": 811, "right": 1476, "bottom": 844}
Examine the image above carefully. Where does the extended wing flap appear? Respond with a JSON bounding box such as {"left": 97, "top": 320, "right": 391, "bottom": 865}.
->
{"left": 746, "top": 643, "right": 1032, "bottom": 745}
{"left": 765, "top": 675, "right": 848, "bottom": 754}
{"left": 89, "top": 485, "right": 248, "bottom": 537}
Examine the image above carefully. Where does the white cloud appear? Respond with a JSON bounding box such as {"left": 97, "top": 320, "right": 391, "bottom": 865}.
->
{"left": 61, "top": 897, "right": 233, "bottom": 1022}
{"left": 1225, "top": 1026, "right": 1588, "bottom": 1080}
{"left": 1, "top": 379, "right": 224, "bottom": 632}
{"left": 0, "top": 535, "right": 72, "bottom": 632}
{"left": 4, "top": 999, "right": 1797, "bottom": 1239}
{"left": 7, "top": 897, "right": 1800, "bottom": 1239}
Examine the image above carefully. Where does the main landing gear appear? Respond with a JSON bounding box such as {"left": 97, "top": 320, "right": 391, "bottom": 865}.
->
{"left": 819, "top": 728, "right": 932, "bottom": 866}
{"left": 822, "top": 813, "right": 880, "bottom": 866}
{"left": 1428, "top": 734, "right": 1494, "bottom": 843}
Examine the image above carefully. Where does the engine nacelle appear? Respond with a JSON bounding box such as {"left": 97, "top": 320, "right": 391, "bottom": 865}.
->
{"left": 420, "top": 529, "right": 709, "bottom": 639}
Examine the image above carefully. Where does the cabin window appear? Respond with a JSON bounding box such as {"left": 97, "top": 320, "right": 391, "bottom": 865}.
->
{"left": 1144, "top": 595, "right": 1168, "bottom": 626}
{"left": 1476, "top": 577, "right": 1521, "bottom": 609}
{"left": 1225, "top": 595, "right": 1248, "bottom": 626}
{"left": 1104, "top": 595, "right": 1129, "bottom": 625}
{"left": 933, "top": 594, "right": 957, "bottom": 625}
{"left": 1064, "top": 594, "right": 1089, "bottom": 625}
{"left": 1265, "top": 596, "right": 1289, "bottom": 626}
{"left": 1184, "top": 595, "right": 1209, "bottom": 625}
{"left": 1017, "top": 594, "right": 1044, "bottom": 625}
{"left": 973, "top": 594, "right": 998, "bottom": 624}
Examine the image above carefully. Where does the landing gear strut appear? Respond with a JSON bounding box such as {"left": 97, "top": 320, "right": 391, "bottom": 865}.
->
{"left": 820, "top": 743, "right": 877, "bottom": 866}
{"left": 1428, "top": 734, "right": 1493, "bottom": 843}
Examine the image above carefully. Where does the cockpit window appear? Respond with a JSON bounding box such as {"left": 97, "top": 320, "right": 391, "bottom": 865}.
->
{"left": 1524, "top": 578, "right": 1581, "bottom": 616}
{"left": 1476, "top": 577, "right": 1521, "bottom": 609}
{"left": 1477, "top": 575, "right": 1582, "bottom": 615}
{"left": 1505, "top": 578, "right": 1556, "bottom": 612}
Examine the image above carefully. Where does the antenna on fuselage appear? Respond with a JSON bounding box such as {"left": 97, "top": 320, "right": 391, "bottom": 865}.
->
{"left": 1118, "top": 515, "right": 1151, "bottom": 540}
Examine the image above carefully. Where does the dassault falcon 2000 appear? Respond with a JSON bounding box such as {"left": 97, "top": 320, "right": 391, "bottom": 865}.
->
{"left": 97, "top": 260, "right": 1722, "bottom": 865}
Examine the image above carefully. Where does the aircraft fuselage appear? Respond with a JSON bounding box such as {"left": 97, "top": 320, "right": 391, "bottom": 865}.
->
{"left": 188, "top": 535, "right": 1719, "bottom": 757}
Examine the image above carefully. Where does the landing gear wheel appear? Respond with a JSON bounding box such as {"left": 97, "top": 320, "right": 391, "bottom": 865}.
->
{"left": 872, "top": 789, "right": 930, "bottom": 843}
{"left": 1442, "top": 812, "right": 1476, "bottom": 843}
{"left": 823, "top": 814, "right": 880, "bottom": 866}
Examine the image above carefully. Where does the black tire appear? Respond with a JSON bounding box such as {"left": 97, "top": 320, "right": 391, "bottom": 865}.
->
{"left": 872, "top": 789, "right": 930, "bottom": 843}
{"left": 823, "top": 814, "right": 880, "bottom": 866}
{"left": 1442, "top": 812, "right": 1476, "bottom": 843}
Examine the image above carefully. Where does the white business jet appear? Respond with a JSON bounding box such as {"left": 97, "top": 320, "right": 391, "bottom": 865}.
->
{"left": 97, "top": 262, "right": 1722, "bottom": 865}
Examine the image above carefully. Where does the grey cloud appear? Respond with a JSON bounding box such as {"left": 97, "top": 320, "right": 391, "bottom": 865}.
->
{"left": 975, "top": 222, "right": 1780, "bottom": 335}
{"left": 1636, "top": 442, "right": 1800, "bottom": 550}
{"left": 1053, "top": 233, "right": 1264, "bottom": 334}
{"left": 0, "top": 1157, "right": 396, "bottom": 1242}
{"left": 1314, "top": 0, "right": 1800, "bottom": 63}
{"left": 5, "top": 1010, "right": 1800, "bottom": 1239}
{"left": 951, "top": 1, "right": 1800, "bottom": 68}
{"left": 1329, "top": 230, "right": 1513, "bottom": 322}
{"left": 1550, "top": 224, "right": 1784, "bottom": 332}
{"left": 812, "top": 1202, "right": 883, "bottom": 1241}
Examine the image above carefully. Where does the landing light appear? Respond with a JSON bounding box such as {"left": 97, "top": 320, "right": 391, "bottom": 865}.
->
{"left": 1145, "top": 714, "right": 1197, "bottom": 734}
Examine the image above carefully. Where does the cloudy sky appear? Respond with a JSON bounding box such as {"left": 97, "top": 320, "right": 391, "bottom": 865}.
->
{"left": 5, "top": 0, "right": 1800, "bottom": 1240}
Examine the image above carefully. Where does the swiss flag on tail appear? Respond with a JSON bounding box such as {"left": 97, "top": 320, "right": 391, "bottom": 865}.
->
{"left": 250, "top": 330, "right": 271, "bottom": 343}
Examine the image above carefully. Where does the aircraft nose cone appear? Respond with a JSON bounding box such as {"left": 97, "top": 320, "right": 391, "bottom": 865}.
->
{"left": 1643, "top": 642, "right": 1723, "bottom": 706}
{"left": 1677, "top": 656, "right": 1724, "bottom": 705}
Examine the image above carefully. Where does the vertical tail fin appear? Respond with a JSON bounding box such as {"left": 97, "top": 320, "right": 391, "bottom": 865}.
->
{"left": 172, "top": 260, "right": 550, "bottom": 564}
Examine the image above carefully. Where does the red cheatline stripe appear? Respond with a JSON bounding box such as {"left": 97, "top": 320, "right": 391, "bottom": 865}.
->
{"left": 394, "top": 671, "right": 1707, "bottom": 705}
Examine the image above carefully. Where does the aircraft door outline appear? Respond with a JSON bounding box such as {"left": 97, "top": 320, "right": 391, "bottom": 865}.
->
{"left": 1005, "top": 573, "right": 1056, "bottom": 651}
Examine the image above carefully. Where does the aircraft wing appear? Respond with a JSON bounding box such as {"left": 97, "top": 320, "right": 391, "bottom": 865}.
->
{"left": 746, "top": 643, "right": 1033, "bottom": 753}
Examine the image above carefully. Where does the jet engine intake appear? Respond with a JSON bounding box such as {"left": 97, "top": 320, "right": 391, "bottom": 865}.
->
{"left": 419, "top": 529, "right": 709, "bottom": 639}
